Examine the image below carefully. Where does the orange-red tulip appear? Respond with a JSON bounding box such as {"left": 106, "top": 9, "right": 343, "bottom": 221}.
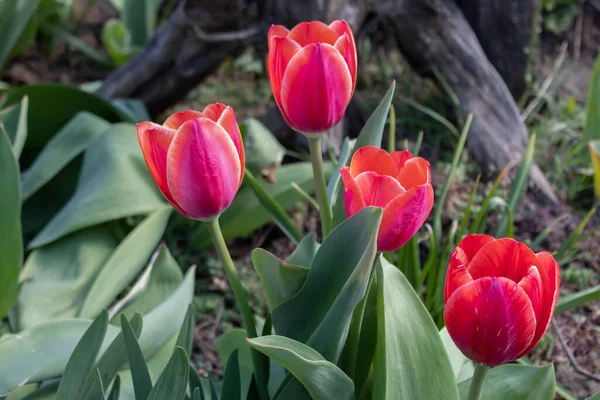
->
{"left": 340, "top": 146, "right": 434, "bottom": 252}
{"left": 267, "top": 20, "right": 357, "bottom": 135}
{"left": 444, "top": 235, "right": 560, "bottom": 366}
{"left": 137, "top": 104, "right": 244, "bottom": 220}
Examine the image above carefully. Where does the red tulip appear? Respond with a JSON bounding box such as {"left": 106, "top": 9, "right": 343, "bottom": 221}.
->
{"left": 444, "top": 235, "right": 560, "bottom": 366}
{"left": 340, "top": 146, "right": 434, "bottom": 252}
{"left": 137, "top": 104, "right": 245, "bottom": 220}
{"left": 267, "top": 20, "right": 357, "bottom": 135}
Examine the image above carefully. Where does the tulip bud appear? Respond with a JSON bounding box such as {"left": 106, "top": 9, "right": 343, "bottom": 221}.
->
{"left": 267, "top": 20, "right": 357, "bottom": 135}
{"left": 137, "top": 104, "right": 245, "bottom": 220}
{"left": 444, "top": 235, "right": 560, "bottom": 366}
{"left": 340, "top": 145, "right": 434, "bottom": 252}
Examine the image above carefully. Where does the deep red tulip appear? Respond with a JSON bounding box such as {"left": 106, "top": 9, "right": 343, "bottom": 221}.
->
{"left": 267, "top": 20, "right": 357, "bottom": 135}
{"left": 340, "top": 146, "right": 434, "bottom": 252}
{"left": 444, "top": 235, "right": 560, "bottom": 366}
{"left": 137, "top": 104, "right": 244, "bottom": 220}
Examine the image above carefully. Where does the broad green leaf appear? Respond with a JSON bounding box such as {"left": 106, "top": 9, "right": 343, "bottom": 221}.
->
{"left": 331, "top": 81, "right": 396, "bottom": 228}
{"left": 0, "top": 0, "right": 39, "bottom": 71}
{"left": 189, "top": 369, "right": 205, "bottom": 400}
{"left": 82, "top": 314, "right": 143, "bottom": 400}
{"left": 285, "top": 234, "right": 320, "bottom": 268}
{"left": 0, "top": 128, "right": 22, "bottom": 320}
{"left": 122, "top": 314, "right": 153, "bottom": 400}
{"left": 0, "top": 319, "right": 120, "bottom": 395}
{"left": 221, "top": 349, "right": 241, "bottom": 400}
{"left": 30, "top": 123, "right": 166, "bottom": 247}
{"left": 216, "top": 329, "right": 253, "bottom": 400}
{"left": 56, "top": 311, "right": 109, "bottom": 400}
{"left": 0, "top": 95, "right": 28, "bottom": 158}
{"left": 373, "top": 257, "right": 459, "bottom": 399}
{"left": 122, "top": 0, "right": 161, "bottom": 46}
{"left": 458, "top": 364, "right": 555, "bottom": 400}
{"left": 146, "top": 347, "right": 189, "bottom": 400}
{"left": 101, "top": 19, "right": 137, "bottom": 66}
{"left": 587, "top": 391, "right": 600, "bottom": 400}
{"left": 272, "top": 207, "right": 381, "bottom": 356}
{"left": 193, "top": 387, "right": 203, "bottom": 400}
{"left": 175, "top": 305, "right": 194, "bottom": 356}
{"left": 252, "top": 249, "right": 309, "bottom": 310}
{"left": 111, "top": 99, "right": 149, "bottom": 123}
{"left": 3, "top": 84, "right": 129, "bottom": 149}
{"left": 243, "top": 118, "right": 285, "bottom": 175}
{"left": 191, "top": 162, "right": 333, "bottom": 248}
{"left": 248, "top": 335, "right": 354, "bottom": 400}
{"left": 17, "top": 226, "right": 118, "bottom": 329}
{"left": 439, "top": 328, "right": 474, "bottom": 384}
{"left": 79, "top": 206, "right": 172, "bottom": 318}
{"left": 111, "top": 245, "right": 183, "bottom": 324}
{"left": 107, "top": 375, "right": 121, "bottom": 400}
{"left": 83, "top": 369, "right": 105, "bottom": 400}
{"left": 18, "top": 382, "right": 59, "bottom": 399}
{"left": 584, "top": 54, "right": 600, "bottom": 141}
{"left": 20, "top": 112, "right": 110, "bottom": 201}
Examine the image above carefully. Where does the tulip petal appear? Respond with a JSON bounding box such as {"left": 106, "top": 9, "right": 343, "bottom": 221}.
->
{"left": 163, "top": 110, "right": 204, "bottom": 130}
{"left": 444, "top": 277, "right": 536, "bottom": 366}
{"left": 518, "top": 266, "right": 543, "bottom": 328}
{"left": 453, "top": 234, "right": 495, "bottom": 268}
{"left": 390, "top": 150, "right": 413, "bottom": 170}
{"left": 268, "top": 24, "right": 290, "bottom": 47}
{"left": 267, "top": 36, "right": 302, "bottom": 125}
{"left": 378, "top": 184, "right": 434, "bottom": 252}
{"left": 349, "top": 146, "right": 397, "bottom": 178}
{"left": 518, "top": 252, "right": 560, "bottom": 356}
{"left": 137, "top": 121, "right": 185, "bottom": 214}
{"left": 355, "top": 171, "right": 405, "bottom": 208}
{"left": 330, "top": 20, "right": 357, "bottom": 91}
{"left": 444, "top": 252, "right": 474, "bottom": 302}
{"left": 467, "top": 238, "right": 540, "bottom": 283}
{"left": 166, "top": 118, "right": 241, "bottom": 220}
{"left": 217, "top": 106, "right": 245, "bottom": 187}
{"left": 340, "top": 166, "right": 366, "bottom": 218}
{"left": 397, "top": 157, "right": 431, "bottom": 189}
{"left": 288, "top": 21, "right": 338, "bottom": 46}
{"left": 202, "top": 103, "right": 227, "bottom": 122}
{"left": 280, "top": 43, "right": 352, "bottom": 133}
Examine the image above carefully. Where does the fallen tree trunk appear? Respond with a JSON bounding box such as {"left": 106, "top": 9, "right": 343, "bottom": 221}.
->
{"left": 97, "top": 0, "right": 558, "bottom": 205}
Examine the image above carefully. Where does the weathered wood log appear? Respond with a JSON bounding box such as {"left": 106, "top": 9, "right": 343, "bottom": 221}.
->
{"left": 375, "top": 0, "right": 557, "bottom": 204}
{"left": 455, "top": 0, "right": 539, "bottom": 98}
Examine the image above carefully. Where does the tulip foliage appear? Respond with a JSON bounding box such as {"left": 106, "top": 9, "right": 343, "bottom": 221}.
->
{"left": 1, "top": 17, "right": 597, "bottom": 400}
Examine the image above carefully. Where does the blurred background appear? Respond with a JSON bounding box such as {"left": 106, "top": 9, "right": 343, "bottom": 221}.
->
{"left": 1, "top": 0, "right": 599, "bottom": 398}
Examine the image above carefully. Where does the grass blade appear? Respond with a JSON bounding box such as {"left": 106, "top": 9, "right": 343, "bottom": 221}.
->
{"left": 121, "top": 313, "right": 152, "bottom": 399}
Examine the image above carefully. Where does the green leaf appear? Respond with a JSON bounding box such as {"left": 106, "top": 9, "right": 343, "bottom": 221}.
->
{"left": 439, "top": 328, "right": 474, "bottom": 384}
{"left": 331, "top": 81, "right": 396, "bottom": 228}
{"left": 0, "top": 0, "right": 39, "bottom": 71}
{"left": 122, "top": 0, "right": 161, "bottom": 46}
{"left": 40, "top": 23, "right": 113, "bottom": 67}
{"left": 82, "top": 314, "right": 143, "bottom": 400}
{"left": 20, "top": 112, "right": 110, "bottom": 201}
{"left": 458, "top": 364, "right": 555, "bottom": 400}
{"left": 216, "top": 329, "right": 254, "bottom": 400}
{"left": 107, "top": 375, "right": 121, "bottom": 400}
{"left": 17, "top": 226, "right": 118, "bottom": 329}
{"left": 587, "top": 391, "right": 600, "bottom": 400}
{"left": 244, "top": 169, "right": 303, "bottom": 243}
{"left": 122, "top": 314, "right": 153, "bottom": 400}
{"left": 110, "top": 244, "right": 183, "bottom": 324}
{"left": 247, "top": 335, "right": 354, "bottom": 400}
{"left": 243, "top": 118, "right": 285, "bottom": 175}
{"left": 29, "top": 123, "right": 167, "bottom": 248}
{"left": 3, "top": 84, "right": 129, "bottom": 149}
{"left": 79, "top": 206, "right": 172, "bottom": 318}
{"left": 326, "top": 137, "right": 354, "bottom": 200}
{"left": 373, "top": 257, "right": 459, "bottom": 399}
{"left": 82, "top": 369, "right": 105, "bottom": 400}
{"left": 221, "top": 349, "right": 241, "bottom": 400}
{"left": 0, "top": 319, "right": 120, "bottom": 395}
{"left": 285, "top": 234, "right": 320, "bottom": 268}
{"left": 146, "top": 347, "right": 189, "bottom": 400}
{"left": 556, "top": 284, "right": 600, "bottom": 314}
{"left": 111, "top": 99, "right": 149, "bottom": 123}
{"left": 193, "top": 387, "right": 203, "bottom": 400}
{"left": 101, "top": 18, "right": 137, "bottom": 66}
{"left": 251, "top": 249, "right": 309, "bottom": 310}
{"left": 0, "top": 95, "right": 28, "bottom": 158}
{"left": 189, "top": 367, "right": 206, "bottom": 400}
{"left": 191, "top": 162, "right": 333, "bottom": 248}
{"left": 0, "top": 128, "right": 22, "bottom": 320}
{"left": 175, "top": 304, "right": 194, "bottom": 356}
{"left": 56, "top": 310, "right": 109, "bottom": 400}
{"left": 584, "top": 54, "right": 600, "bottom": 141}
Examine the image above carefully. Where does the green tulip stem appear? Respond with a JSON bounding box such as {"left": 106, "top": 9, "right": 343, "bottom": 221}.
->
{"left": 208, "top": 218, "right": 270, "bottom": 400}
{"left": 308, "top": 136, "right": 332, "bottom": 238}
{"left": 467, "top": 363, "right": 489, "bottom": 400}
